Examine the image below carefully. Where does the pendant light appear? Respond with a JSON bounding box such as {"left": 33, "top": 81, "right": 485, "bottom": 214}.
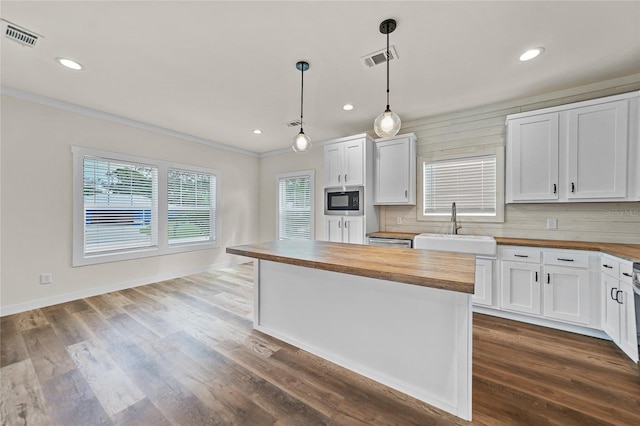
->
{"left": 374, "top": 19, "right": 401, "bottom": 138}
{"left": 292, "top": 61, "right": 311, "bottom": 153}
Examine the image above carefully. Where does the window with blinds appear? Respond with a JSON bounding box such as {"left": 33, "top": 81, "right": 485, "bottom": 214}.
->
{"left": 73, "top": 146, "right": 220, "bottom": 266}
{"left": 168, "top": 169, "right": 216, "bottom": 245}
{"left": 277, "top": 172, "right": 314, "bottom": 240}
{"left": 423, "top": 155, "right": 497, "bottom": 216}
{"left": 83, "top": 156, "right": 158, "bottom": 255}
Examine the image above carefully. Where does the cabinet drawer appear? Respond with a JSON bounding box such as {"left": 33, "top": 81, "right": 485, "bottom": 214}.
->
{"left": 601, "top": 257, "right": 620, "bottom": 278}
{"left": 619, "top": 261, "right": 633, "bottom": 284}
{"left": 501, "top": 247, "right": 541, "bottom": 263}
{"left": 543, "top": 251, "right": 589, "bottom": 268}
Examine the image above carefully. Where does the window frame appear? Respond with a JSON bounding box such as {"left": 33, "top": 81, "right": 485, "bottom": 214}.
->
{"left": 275, "top": 170, "right": 315, "bottom": 241}
{"left": 72, "top": 146, "right": 220, "bottom": 266}
{"left": 417, "top": 148, "right": 505, "bottom": 223}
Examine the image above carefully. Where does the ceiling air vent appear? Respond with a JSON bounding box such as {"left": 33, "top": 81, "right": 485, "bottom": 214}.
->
{"left": 284, "top": 119, "right": 303, "bottom": 128}
{"left": 2, "top": 21, "right": 39, "bottom": 47}
{"left": 361, "top": 45, "right": 398, "bottom": 68}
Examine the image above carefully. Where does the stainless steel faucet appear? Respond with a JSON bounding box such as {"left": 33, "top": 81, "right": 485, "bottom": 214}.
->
{"left": 451, "top": 202, "right": 462, "bottom": 235}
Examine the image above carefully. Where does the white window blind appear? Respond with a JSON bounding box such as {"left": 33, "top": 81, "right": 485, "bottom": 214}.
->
{"left": 168, "top": 169, "right": 216, "bottom": 245}
{"left": 278, "top": 174, "right": 313, "bottom": 240}
{"left": 83, "top": 156, "right": 158, "bottom": 255}
{"left": 423, "top": 155, "right": 497, "bottom": 216}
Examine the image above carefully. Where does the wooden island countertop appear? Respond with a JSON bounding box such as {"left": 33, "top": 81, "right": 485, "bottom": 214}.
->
{"left": 226, "top": 240, "right": 476, "bottom": 294}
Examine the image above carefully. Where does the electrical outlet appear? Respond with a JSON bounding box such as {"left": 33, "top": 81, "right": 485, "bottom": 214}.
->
{"left": 40, "top": 273, "right": 52, "bottom": 285}
{"left": 546, "top": 218, "right": 557, "bottom": 230}
{"left": 396, "top": 216, "right": 403, "bottom": 225}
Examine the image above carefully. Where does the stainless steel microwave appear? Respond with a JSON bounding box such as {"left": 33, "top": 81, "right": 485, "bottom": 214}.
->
{"left": 324, "top": 186, "right": 363, "bottom": 215}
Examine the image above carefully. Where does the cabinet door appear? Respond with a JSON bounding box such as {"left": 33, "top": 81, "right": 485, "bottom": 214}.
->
{"left": 618, "top": 283, "right": 639, "bottom": 362}
{"left": 501, "top": 262, "right": 541, "bottom": 315}
{"left": 473, "top": 258, "right": 494, "bottom": 307}
{"left": 344, "top": 217, "right": 364, "bottom": 244}
{"left": 343, "top": 139, "right": 364, "bottom": 186}
{"left": 601, "top": 274, "right": 620, "bottom": 341}
{"left": 507, "top": 113, "right": 559, "bottom": 202}
{"left": 324, "top": 144, "right": 343, "bottom": 187}
{"left": 325, "top": 216, "right": 343, "bottom": 243}
{"left": 543, "top": 266, "right": 590, "bottom": 325}
{"left": 374, "top": 138, "right": 412, "bottom": 204}
{"left": 567, "top": 100, "right": 628, "bottom": 200}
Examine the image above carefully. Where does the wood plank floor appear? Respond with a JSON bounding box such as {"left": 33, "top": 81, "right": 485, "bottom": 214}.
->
{"left": 1, "top": 262, "right": 639, "bottom": 425}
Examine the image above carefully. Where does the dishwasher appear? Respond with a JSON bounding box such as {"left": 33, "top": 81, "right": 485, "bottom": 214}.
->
{"left": 368, "top": 236, "right": 413, "bottom": 249}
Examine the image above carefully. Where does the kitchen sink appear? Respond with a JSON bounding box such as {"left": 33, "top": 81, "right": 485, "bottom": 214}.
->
{"left": 413, "top": 233, "right": 497, "bottom": 256}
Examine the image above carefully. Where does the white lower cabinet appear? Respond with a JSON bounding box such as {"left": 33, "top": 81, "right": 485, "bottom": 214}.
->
{"left": 498, "top": 247, "right": 598, "bottom": 327}
{"left": 543, "top": 265, "right": 591, "bottom": 325}
{"left": 472, "top": 258, "right": 495, "bottom": 307}
{"left": 501, "top": 261, "right": 541, "bottom": 315}
{"left": 601, "top": 255, "right": 638, "bottom": 362}
{"left": 324, "top": 216, "right": 364, "bottom": 244}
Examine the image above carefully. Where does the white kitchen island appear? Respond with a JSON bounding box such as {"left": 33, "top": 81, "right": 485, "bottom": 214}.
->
{"left": 226, "top": 240, "right": 476, "bottom": 420}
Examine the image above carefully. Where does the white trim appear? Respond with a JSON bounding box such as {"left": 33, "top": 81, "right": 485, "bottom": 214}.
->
{"left": 1, "top": 86, "right": 258, "bottom": 158}
{"left": 259, "top": 133, "right": 374, "bottom": 158}
{"left": 0, "top": 259, "right": 244, "bottom": 317}
{"left": 275, "top": 169, "right": 315, "bottom": 240}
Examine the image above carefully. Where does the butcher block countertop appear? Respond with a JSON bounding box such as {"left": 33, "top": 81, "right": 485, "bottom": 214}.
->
{"left": 226, "top": 240, "right": 476, "bottom": 294}
{"left": 494, "top": 237, "right": 640, "bottom": 262}
{"left": 367, "top": 232, "right": 420, "bottom": 240}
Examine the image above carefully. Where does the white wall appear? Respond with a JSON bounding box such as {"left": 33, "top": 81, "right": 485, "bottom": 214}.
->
{"left": 0, "top": 94, "right": 260, "bottom": 314}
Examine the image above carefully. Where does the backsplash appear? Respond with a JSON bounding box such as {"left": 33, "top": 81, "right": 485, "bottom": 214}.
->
{"left": 382, "top": 75, "right": 640, "bottom": 245}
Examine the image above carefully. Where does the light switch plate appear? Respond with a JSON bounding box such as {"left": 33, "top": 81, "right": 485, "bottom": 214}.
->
{"left": 546, "top": 218, "right": 557, "bottom": 229}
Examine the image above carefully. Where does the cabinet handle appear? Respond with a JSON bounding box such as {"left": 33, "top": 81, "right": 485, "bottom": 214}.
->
{"left": 571, "top": 182, "right": 575, "bottom": 193}
{"left": 547, "top": 273, "right": 551, "bottom": 284}
{"left": 557, "top": 258, "right": 574, "bottom": 262}
{"left": 610, "top": 287, "right": 618, "bottom": 301}
{"left": 338, "top": 175, "right": 341, "bottom": 183}
{"left": 345, "top": 174, "right": 348, "bottom": 182}
{"left": 405, "top": 190, "right": 408, "bottom": 198}
{"left": 616, "top": 290, "right": 623, "bottom": 305}
{"left": 622, "top": 272, "right": 632, "bottom": 278}
{"left": 514, "top": 254, "right": 529, "bottom": 258}
{"left": 344, "top": 220, "right": 349, "bottom": 229}
{"left": 535, "top": 271, "right": 538, "bottom": 282}
{"left": 553, "top": 183, "right": 557, "bottom": 194}
{"left": 603, "top": 264, "right": 613, "bottom": 269}
{"left": 338, "top": 220, "right": 341, "bottom": 228}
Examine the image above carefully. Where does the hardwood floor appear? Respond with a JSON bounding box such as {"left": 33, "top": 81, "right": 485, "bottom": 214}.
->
{"left": 1, "top": 262, "right": 639, "bottom": 425}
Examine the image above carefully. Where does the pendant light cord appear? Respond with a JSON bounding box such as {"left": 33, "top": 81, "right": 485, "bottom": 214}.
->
{"left": 300, "top": 65, "right": 304, "bottom": 133}
{"left": 386, "top": 23, "right": 390, "bottom": 111}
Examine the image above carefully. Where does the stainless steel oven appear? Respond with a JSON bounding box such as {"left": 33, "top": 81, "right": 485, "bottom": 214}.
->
{"left": 324, "top": 186, "right": 363, "bottom": 216}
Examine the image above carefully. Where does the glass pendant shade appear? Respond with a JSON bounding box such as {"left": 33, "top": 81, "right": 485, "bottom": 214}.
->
{"left": 292, "top": 130, "right": 311, "bottom": 152}
{"left": 374, "top": 108, "right": 401, "bottom": 138}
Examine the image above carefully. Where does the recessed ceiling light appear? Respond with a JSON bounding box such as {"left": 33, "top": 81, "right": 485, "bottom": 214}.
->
{"left": 252, "top": 129, "right": 262, "bottom": 134}
{"left": 519, "top": 47, "right": 544, "bottom": 62}
{"left": 343, "top": 104, "right": 354, "bottom": 111}
{"left": 56, "top": 57, "right": 83, "bottom": 70}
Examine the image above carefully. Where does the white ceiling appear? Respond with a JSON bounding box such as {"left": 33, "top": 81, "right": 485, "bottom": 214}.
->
{"left": 2, "top": 1, "right": 639, "bottom": 154}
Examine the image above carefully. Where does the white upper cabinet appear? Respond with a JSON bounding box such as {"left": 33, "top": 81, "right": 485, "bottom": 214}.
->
{"left": 373, "top": 133, "right": 417, "bottom": 205}
{"left": 324, "top": 137, "right": 365, "bottom": 187}
{"left": 507, "top": 113, "right": 559, "bottom": 202}
{"left": 506, "top": 92, "right": 639, "bottom": 203}
{"left": 567, "top": 100, "right": 628, "bottom": 199}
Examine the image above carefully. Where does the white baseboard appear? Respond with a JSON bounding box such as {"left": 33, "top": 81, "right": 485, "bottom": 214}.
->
{"left": 0, "top": 259, "right": 245, "bottom": 317}
{"left": 473, "top": 305, "right": 610, "bottom": 341}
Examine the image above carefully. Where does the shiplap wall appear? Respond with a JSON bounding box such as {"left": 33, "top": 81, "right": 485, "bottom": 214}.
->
{"left": 383, "top": 74, "right": 640, "bottom": 244}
